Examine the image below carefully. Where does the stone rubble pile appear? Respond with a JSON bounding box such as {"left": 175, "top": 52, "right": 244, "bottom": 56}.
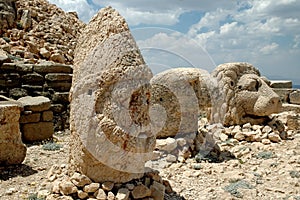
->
{"left": 17, "top": 96, "right": 54, "bottom": 142}
{"left": 153, "top": 112, "right": 300, "bottom": 165}
{"left": 0, "top": 0, "right": 85, "bottom": 65}
{"left": 44, "top": 164, "right": 173, "bottom": 200}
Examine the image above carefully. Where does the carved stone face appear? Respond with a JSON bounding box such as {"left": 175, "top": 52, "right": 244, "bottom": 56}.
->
{"left": 235, "top": 74, "right": 281, "bottom": 124}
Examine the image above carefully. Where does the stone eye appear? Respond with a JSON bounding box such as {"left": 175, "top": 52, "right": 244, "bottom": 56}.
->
{"left": 247, "top": 79, "right": 261, "bottom": 91}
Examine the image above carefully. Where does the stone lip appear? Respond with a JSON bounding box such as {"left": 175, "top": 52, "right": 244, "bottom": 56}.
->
{"left": 17, "top": 96, "right": 51, "bottom": 112}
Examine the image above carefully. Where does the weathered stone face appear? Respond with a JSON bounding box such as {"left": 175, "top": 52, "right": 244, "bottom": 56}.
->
{"left": 211, "top": 62, "right": 282, "bottom": 126}
{"left": 69, "top": 7, "right": 155, "bottom": 183}
{"left": 150, "top": 68, "right": 212, "bottom": 138}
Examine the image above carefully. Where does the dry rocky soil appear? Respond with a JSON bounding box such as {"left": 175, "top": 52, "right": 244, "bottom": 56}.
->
{"left": 0, "top": 128, "right": 299, "bottom": 200}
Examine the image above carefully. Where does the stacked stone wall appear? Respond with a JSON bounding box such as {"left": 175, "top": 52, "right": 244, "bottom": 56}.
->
{"left": 0, "top": 60, "right": 72, "bottom": 131}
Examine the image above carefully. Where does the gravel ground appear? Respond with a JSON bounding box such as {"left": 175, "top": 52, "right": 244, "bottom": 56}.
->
{"left": 0, "top": 131, "right": 300, "bottom": 200}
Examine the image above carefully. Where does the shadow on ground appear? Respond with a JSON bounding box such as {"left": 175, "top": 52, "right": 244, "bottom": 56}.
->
{"left": 0, "top": 164, "right": 38, "bottom": 181}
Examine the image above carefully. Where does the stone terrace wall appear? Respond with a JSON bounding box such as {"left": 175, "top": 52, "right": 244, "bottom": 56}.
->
{"left": 0, "top": 60, "right": 72, "bottom": 131}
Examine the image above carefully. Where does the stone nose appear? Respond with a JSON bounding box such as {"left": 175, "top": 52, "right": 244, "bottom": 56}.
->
{"left": 269, "top": 94, "right": 282, "bottom": 113}
{"left": 270, "top": 96, "right": 280, "bottom": 106}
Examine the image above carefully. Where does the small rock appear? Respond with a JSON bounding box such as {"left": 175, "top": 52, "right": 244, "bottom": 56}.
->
{"left": 268, "top": 132, "right": 282, "bottom": 143}
{"left": 131, "top": 184, "right": 152, "bottom": 199}
{"left": 71, "top": 172, "right": 92, "bottom": 187}
{"left": 279, "top": 131, "right": 288, "bottom": 140}
{"left": 37, "top": 190, "right": 50, "bottom": 199}
{"left": 126, "top": 183, "right": 135, "bottom": 191}
{"left": 234, "top": 132, "right": 245, "bottom": 141}
{"left": 116, "top": 188, "right": 130, "bottom": 200}
{"left": 77, "top": 190, "right": 88, "bottom": 199}
{"left": 262, "top": 139, "right": 271, "bottom": 145}
{"left": 156, "top": 138, "right": 177, "bottom": 152}
{"left": 219, "top": 133, "right": 228, "bottom": 142}
{"left": 40, "top": 47, "right": 51, "bottom": 59}
{"left": 59, "top": 180, "right": 78, "bottom": 195}
{"left": 50, "top": 53, "right": 65, "bottom": 63}
{"left": 150, "top": 181, "right": 165, "bottom": 200}
{"left": 176, "top": 138, "right": 187, "bottom": 146}
{"left": 232, "top": 125, "right": 241, "bottom": 136}
{"left": 243, "top": 123, "right": 252, "bottom": 129}
{"left": 95, "top": 189, "right": 107, "bottom": 200}
{"left": 252, "top": 125, "right": 263, "bottom": 130}
{"left": 84, "top": 183, "right": 100, "bottom": 193}
{"left": 192, "top": 163, "right": 202, "bottom": 170}
{"left": 52, "top": 180, "right": 61, "bottom": 194}
{"left": 5, "top": 188, "right": 17, "bottom": 195}
{"left": 166, "top": 154, "right": 177, "bottom": 163}
{"left": 102, "top": 181, "right": 114, "bottom": 191}
{"left": 262, "top": 126, "right": 272, "bottom": 134}
{"left": 107, "top": 191, "right": 115, "bottom": 200}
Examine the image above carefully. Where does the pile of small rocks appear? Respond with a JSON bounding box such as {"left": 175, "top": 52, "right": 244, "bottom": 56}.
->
{"left": 44, "top": 164, "right": 175, "bottom": 200}
{"left": 0, "top": 0, "right": 85, "bottom": 65}
{"left": 152, "top": 112, "right": 300, "bottom": 166}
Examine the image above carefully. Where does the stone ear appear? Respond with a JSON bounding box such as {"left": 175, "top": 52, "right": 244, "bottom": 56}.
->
{"left": 261, "top": 76, "right": 271, "bottom": 86}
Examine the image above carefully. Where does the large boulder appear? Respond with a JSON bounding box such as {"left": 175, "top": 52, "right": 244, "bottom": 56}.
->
{"left": 150, "top": 68, "right": 212, "bottom": 138}
{"left": 0, "top": 95, "right": 26, "bottom": 165}
{"left": 69, "top": 7, "right": 155, "bottom": 183}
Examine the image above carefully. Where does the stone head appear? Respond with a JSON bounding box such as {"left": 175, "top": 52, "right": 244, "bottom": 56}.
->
{"left": 211, "top": 62, "right": 282, "bottom": 126}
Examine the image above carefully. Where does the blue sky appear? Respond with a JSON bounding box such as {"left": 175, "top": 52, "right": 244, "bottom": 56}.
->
{"left": 49, "top": 0, "right": 300, "bottom": 85}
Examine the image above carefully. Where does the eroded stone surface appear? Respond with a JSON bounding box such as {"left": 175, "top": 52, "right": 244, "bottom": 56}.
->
{"left": 150, "top": 68, "right": 212, "bottom": 138}
{"left": 211, "top": 62, "right": 282, "bottom": 126}
{"left": 0, "top": 97, "right": 26, "bottom": 165}
{"left": 69, "top": 7, "right": 155, "bottom": 183}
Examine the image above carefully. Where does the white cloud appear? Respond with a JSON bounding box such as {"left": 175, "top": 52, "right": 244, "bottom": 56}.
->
{"left": 48, "top": 0, "right": 96, "bottom": 22}
{"left": 132, "top": 28, "right": 216, "bottom": 73}
{"left": 91, "top": 0, "right": 235, "bottom": 26}
{"left": 259, "top": 43, "right": 279, "bottom": 54}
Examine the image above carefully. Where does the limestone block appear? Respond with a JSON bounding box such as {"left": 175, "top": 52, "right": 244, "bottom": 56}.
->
{"left": 21, "top": 72, "right": 44, "bottom": 85}
{"left": 52, "top": 92, "right": 69, "bottom": 103}
{"left": 270, "top": 80, "right": 292, "bottom": 88}
{"left": 46, "top": 82, "right": 72, "bottom": 92}
{"left": 42, "top": 111, "right": 53, "bottom": 122}
{"left": 34, "top": 62, "right": 73, "bottom": 73}
{"left": 69, "top": 7, "right": 155, "bottom": 183}
{"left": 289, "top": 90, "right": 300, "bottom": 105}
{"left": 273, "top": 88, "right": 295, "bottom": 103}
{"left": 19, "top": 113, "right": 41, "bottom": 123}
{"left": 0, "top": 100, "right": 26, "bottom": 165}
{"left": 22, "top": 122, "right": 54, "bottom": 142}
{"left": 45, "top": 73, "right": 73, "bottom": 82}
{"left": 15, "top": 64, "right": 34, "bottom": 73}
{"left": 18, "top": 96, "right": 51, "bottom": 112}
